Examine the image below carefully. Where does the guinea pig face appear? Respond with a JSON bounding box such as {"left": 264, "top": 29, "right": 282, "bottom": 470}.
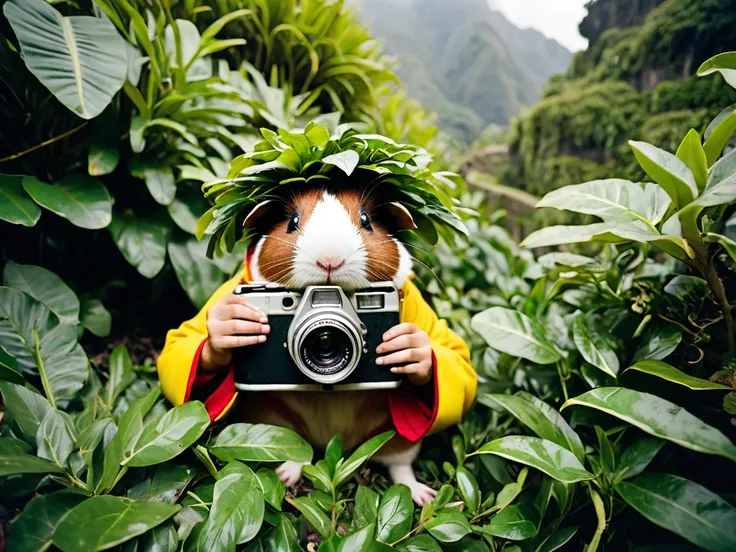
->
{"left": 248, "top": 188, "right": 414, "bottom": 289}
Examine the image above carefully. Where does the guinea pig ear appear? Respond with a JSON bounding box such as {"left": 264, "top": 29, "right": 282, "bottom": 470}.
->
{"left": 385, "top": 202, "right": 417, "bottom": 230}
{"left": 243, "top": 199, "right": 277, "bottom": 230}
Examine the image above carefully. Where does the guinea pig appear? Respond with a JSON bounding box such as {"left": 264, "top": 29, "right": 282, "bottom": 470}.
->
{"left": 237, "top": 185, "right": 438, "bottom": 505}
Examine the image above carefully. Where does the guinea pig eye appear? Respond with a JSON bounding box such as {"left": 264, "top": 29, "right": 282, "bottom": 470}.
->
{"left": 359, "top": 209, "right": 373, "bottom": 232}
{"left": 287, "top": 212, "right": 300, "bottom": 233}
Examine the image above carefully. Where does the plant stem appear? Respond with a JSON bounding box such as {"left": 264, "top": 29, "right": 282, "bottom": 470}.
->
{"left": 0, "top": 122, "right": 88, "bottom": 164}
{"left": 389, "top": 524, "right": 423, "bottom": 546}
{"left": 585, "top": 488, "right": 606, "bottom": 552}
{"left": 701, "top": 256, "right": 735, "bottom": 355}
{"left": 556, "top": 360, "right": 569, "bottom": 402}
{"left": 33, "top": 330, "right": 56, "bottom": 409}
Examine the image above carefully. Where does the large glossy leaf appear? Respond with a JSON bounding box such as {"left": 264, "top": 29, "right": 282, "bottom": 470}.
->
{"left": 36, "top": 409, "right": 78, "bottom": 469}
{"left": 629, "top": 141, "right": 698, "bottom": 208}
{"left": 484, "top": 503, "right": 539, "bottom": 540}
{"left": 0, "top": 174, "right": 41, "bottom": 227}
{"left": 337, "top": 523, "right": 375, "bottom": 552}
{"left": 3, "top": 0, "right": 127, "bottom": 119}
{"left": 207, "top": 423, "right": 313, "bottom": 463}
{"left": 0, "top": 438, "right": 65, "bottom": 476}
{"left": 23, "top": 176, "right": 112, "bottom": 229}
{"left": 692, "top": 172, "right": 736, "bottom": 209}
{"left": 424, "top": 511, "right": 472, "bottom": 543}
{"left": 105, "top": 344, "right": 135, "bottom": 408}
{"left": 124, "top": 401, "right": 209, "bottom": 467}
{"left": 616, "top": 473, "right": 736, "bottom": 552}
{"left": 140, "top": 520, "right": 178, "bottom": 552}
{"left": 563, "top": 387, "right": 736, "bottom": 461}
{"left": 6, "top": 489, "right": 87, "bottom": 552}
{"left": 127, "top": 464, "right": 196, "bottom": 504}
{"left": 79, "top": 297, "right": 111, "bottom": 337}
{"left": 129, "top": 159, "right": 176, "bottom": 206}
{"left": 472, "top": 436, "right": 594, "bottom": 483}
{"left": 697, "top": 52, "right": 736, "bottom": 88}
{"left": 322, "top": 150, "right": 360, "bottom": 176}
{"left": 481, "top": 392, "right": 585, "bottom": 462}
{"left": 0, "top": 287, "right": 88, "bottom": 404}
{"left": 573, "top": 312, "right": 619, "bottom": 378}
{"left": 168, "top": 239, "right": 228, "bottom": 309}
{"left": 632, "top": 324, "right": 681, "bottom": 362}
{"left": 167, "top": 187, "right": 208, "bottom": 235}
{"left": 455, "top": 467, "right": 480, "bottom": 513}
{"left": 3, "top": 261, "right": 79, "bottom": 324}
{"left": 334, "top": 430, "right": 394, "bottom": 486}
{"left": 535, "top": 526, "right": 579, "bottom": 552}
{"left": 354, "top": 485, "right": 380, "bottom": 529}
{"left": 396, "top": 534, "right": 442, "bottom": 552}
{"left": 536, "top": 179, "right": 671, "bottom": 224}
{"left": 471, "top": 307, "right": 560, "bottom": 364}
{"left": 294, "top": 496, "right": 331, "bottom": 539}
{"left": 675, "top": 129, "right": 708, "bottom": 191}
{"left": 53, "top": 496, "right": 180, "bottom": 552}
{"left": 625, "top": 360, "right": 730, "bottom": 390}
{"left": 88, "top": 145, "right": 120, "bottom": 176}
{"left": 109, "top": 211, "right": 170, "bottom": 279}
{"left": 194, "top": 462, "right": 264, "bottom": 550}
{"left": 261, "top": 515, "right": 300, "bottom": 552}
{"left": 256, "top": 468, "right": 285, "bottom": 511}
{"left": 376, "top": 484, "right": 413, "bottom": 543}
{"left": 0, "top": 380, "right": 53, "bottom": 445}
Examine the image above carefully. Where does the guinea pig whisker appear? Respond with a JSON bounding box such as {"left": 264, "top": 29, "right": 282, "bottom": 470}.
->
{"left": 408, "top": 254, "right": 446, "bottom": 293}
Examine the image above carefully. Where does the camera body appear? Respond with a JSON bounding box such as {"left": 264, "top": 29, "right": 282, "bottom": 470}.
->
{"left": 233, "top": 282, "right": 403, "bottom": 391}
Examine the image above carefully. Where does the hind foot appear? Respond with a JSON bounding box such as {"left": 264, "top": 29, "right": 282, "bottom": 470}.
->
{"left": 387, "top": 463, "right": 437, "bottom": 506}
{"left": 275, "top": 460, "right": 308, "bottom": 487}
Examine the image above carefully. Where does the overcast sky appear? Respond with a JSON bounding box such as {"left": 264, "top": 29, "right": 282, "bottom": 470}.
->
{"left": 489, "top": 0, "right": 589, "bottom": 52}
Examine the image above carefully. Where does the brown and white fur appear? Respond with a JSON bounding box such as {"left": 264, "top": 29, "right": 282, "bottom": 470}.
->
{"left": 239, "top": 186, "right": 436, "bottom": 505}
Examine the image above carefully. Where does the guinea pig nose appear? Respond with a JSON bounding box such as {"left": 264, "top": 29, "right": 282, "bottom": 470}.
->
{"left": 316, "top": 257, "right": 346, "bottom": 272}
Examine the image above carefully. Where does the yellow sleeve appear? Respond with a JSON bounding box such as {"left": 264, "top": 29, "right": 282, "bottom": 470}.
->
{"left": 400, "top": 279, "right": 477, "bottom": 435}
{"left": 157, "top": 275, "right": 243, "bottom": 419}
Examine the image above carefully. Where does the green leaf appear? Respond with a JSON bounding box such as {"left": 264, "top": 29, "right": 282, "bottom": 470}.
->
{"left": 354, "top": 485, "right": 380, "bottom": 529}
{"left": 396, "top": 534, "right": 442, "bottom": 552}
{"left": 455, "top": 467, "right": 480, "bottom": 513}
{"left": 629, "top": 140, "right": 698, "bottom": 208}
{"left": 168, "top": 239, "right": 228, "bottom": 309}
{"left": 79, "top": 297, "right": 111, "bottom": 337}
{"left": 325, "top": 434, "right": 343, "bottom": 475}
{"left": 481, "top": 391, "right": 585, "bottom": 463}
{"left": 492, "top": 468, "right": 528, "bottom": 512}
{"left": 140, "top": 520, "right": 178, "bottom": 552}
{"left": 615, "top": 437, "right": 664, "bottom": 482}
{"left": 704, "top": 232, "right": 736, "bottom": 263}
{"left": 208, "top": 423, "right": 312, "bottom": 463}
{"left": 484, "top": 503, "right": 539, "bottom": 540}
{"left": 697, "top": 51, "right": 736, "bottom": 88}
{"left": 129, "top": 159, "right": 177, "bottom": 206}
{"left": 53, "top": 496, "right": 180, "bottom": 552}
{"left": 6, "top": 489, "right": 87, "bottom": 552}
{"left": 294, "top": 496, "right": 332, "bottom": 539}
{"left": 563, "top": 387, "right": 736, "bottom": 462}
{"left": 334, "top": 430, "right": 394, "bottom": 486}
{"left": 261, "top": 515, "right": 300, "bottom": 552}
{"left": 3, "top": 261, "right": 79, "bottom": 324}
{"left": 302, "top": 463, "right": 333, "bottom": 493}
{"left": 625, "top": 360, "right": 730, "bottom": 390}
{"left": 616, "top": 473, "right": 736, "bottom": 552}
{"left": 376, "top": 484, "right": 413, "bottom": 543}
{"left": 109, "top": 211, "right": 170, "bottom": 279}
{"left": 88, "top": 145, "right": 120, "bottom": 176}
{"left": 692, "top": 172, "right": 736, "bottom": 210}
{"left": 322, "top": 150, "right": 360, "bottom": 176}
{"left": 0, "top": 174, "right": 41, "bottom": 227}
{"left": 0, "top": 438, "right": 65, "bottom": 476}
{"left": 128, "top": 464, "right": 196, "bottom": 504}
{"left": 37, "top": 409, "right": 77, "bottom": 469}
{"left": 471, "top": 307, "right": 560, "bottom": 364}
{"left": 168, "top": 188, "right": 208, "bottom": 235}
{"left": 675, "top": 129, "right": 708, "bottom": 191}
{"left": 0, "top": 288, "right": 89, "bottom": 404}
{"left": 424, "top": 511, "right": 472, "bottom": 543}
{"left": 536, "top": 179, "right": 671, "bottom": 224}
{"left": 702, "top": 105, "right": 736, "bottom": 166}
{"left": 22, "top": 176, "right": 112, "bottom": 229}
{"left": 105, "top": 344, "right": 135, "bottom": 407}
{"left": 195, "top": 462, "right": 265, "bottom": 549}
{"left": 573, "top": 312, "right": 619, "bottom": 378}
{"left": 595, "top": 426, "right": 616, "bottom": 475}
{"left": 0, "top": 380, "right": 53, "bottom": 445}
{"left": 472, "top": 436, "right": 594, "bottom": 483}
{"left": 124, "top": 401, "right": 209, "bottom": 467}
{"left": 535, "top": 526, "right": 579, "bottom": 552}
{"left": 256, "top": 468, "right": 285, "bottom": 511}
{"left": 3, "top": 0, "right": 127, "bottom": 119}
{"left": 338, "top": 523, "right": 375, "bottom": 552}
{"left": 664, "top": 275, "right": 707, "bottom": 300}
{"left": 632, "top": 324, "right": 681, "bottom": 362}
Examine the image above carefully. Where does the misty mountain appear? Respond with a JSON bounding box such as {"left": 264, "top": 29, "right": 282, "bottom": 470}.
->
{"left": 357, "top": 0, "right": 573, "bottom": 143}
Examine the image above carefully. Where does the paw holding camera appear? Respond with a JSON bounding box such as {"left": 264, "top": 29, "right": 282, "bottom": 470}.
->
{"left": 158, "top": 186, "right": 476, "bottom": 505}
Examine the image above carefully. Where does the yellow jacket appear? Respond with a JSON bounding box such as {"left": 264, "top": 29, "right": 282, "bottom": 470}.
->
{"left": 157, "top": 264, "right": 476, "bottom": 442}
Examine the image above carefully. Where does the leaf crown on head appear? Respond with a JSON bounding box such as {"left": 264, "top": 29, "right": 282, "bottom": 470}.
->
{"left": 196, "top": 115, "right": 469, "bottom": 258}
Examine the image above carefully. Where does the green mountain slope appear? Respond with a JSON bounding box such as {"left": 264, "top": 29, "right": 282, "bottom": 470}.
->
{"left": 357, "top": 0, "right": 572, "bottom": 143}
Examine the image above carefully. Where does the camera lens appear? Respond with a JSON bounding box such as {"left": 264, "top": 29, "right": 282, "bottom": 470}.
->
{"left": 301, "top": 325, "right": 353, "bottom": 375}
